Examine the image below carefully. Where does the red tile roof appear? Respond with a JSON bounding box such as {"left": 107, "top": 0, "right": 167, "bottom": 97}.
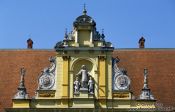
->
{"left": 0, "top": 49, "right": 174, "bottom": 110}
{"left": 113, "top": 49, "right": 175, "bottom": 107}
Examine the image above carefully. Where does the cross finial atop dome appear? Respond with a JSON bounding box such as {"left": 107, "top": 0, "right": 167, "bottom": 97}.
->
{"left": 83, "top": 3, "right": 87, "bottom": 15}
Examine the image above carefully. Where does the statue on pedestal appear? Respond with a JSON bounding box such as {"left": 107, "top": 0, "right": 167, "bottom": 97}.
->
{"left": 76, "top": 65, "right": 90, "bottom": 89}
{"left": 14, "top": 68, "right": 28, "bottom": 99}
{"left": 74, "top": 77, "right": 81, "bottom": 93}
{"left": 88, "top": 77, "right": 94, "bottom": 94}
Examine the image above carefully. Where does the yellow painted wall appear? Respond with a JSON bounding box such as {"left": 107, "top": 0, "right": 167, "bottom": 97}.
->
{"left": 62, "top": 56, "right": 69, "bottom": 98}
{"left": 78, "top": 30, "right": 90, "bottom": 46}
{"left": 98, "top": 57, "right": 106, "bottom": 98}
{"left": 13, "top": 100, "right": 30, "bottom": 108}
{"left": 55, "top": 57, "right": 63, "bottom": 99}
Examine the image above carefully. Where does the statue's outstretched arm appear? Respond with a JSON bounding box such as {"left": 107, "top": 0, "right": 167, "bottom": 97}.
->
{"left": 76, "top": 70, "right": 82, "bottom": 76}
{"left": 87, "top": 72, "right": 91, "bottom": 76}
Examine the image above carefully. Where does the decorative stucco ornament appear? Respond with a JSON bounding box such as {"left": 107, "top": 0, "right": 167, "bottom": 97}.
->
{"left": 38, "top": 57, "right": 56, "bottom": 90}
{"left": 114, "top": 72, "right": 130, "bottom": 90}
{"left": 112, "top": 57, "right": 131, "bottom": 91}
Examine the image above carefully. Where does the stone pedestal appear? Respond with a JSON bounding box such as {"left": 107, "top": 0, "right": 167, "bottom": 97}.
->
{"left": 74, "top": 88, "right": 94, "bottom": 98}
{"left": 12, "top": 99, "right": 30, "bottom": 108}
{"left": 73, "top": 88, "right": 94, "bottom": 108}
{"left": 74, "top": 88, "right": 87, "bottom": 98}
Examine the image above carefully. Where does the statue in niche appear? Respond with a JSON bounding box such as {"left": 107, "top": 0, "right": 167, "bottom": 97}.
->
{"left": 74, "top": 77, "right": 81, "bottom": 93}
{"left": 88, "top": 76, "right": 94, "bottom": 94}
{"left": 76, "top": 65, "right": 90, "bottom": 89}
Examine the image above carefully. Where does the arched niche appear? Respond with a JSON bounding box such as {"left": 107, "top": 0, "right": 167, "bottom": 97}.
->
{"left": 71, "top": 58, "right": 97, "bottom": 80}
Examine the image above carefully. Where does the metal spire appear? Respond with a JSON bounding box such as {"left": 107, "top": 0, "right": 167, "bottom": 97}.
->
{"left": 64, "top": 28, "right": 68, "bottom": 40}
{"left": 101, "top": 29, "right": 105, "bottom": 41}
{"left": 102, "top": 29, "right": 104, "bottom": 34}
{"left": 83, "top": 3, "right": 87, "bottom": 15}
{"left": 63, "top": 28, "right": 69, "bottom": 47}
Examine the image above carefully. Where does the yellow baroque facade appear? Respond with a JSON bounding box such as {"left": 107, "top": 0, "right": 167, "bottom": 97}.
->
{"left": 8, "top": 8, "right": 157, "bottom": 112}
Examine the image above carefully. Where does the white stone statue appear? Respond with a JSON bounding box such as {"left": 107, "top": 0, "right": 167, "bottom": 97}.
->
{"left": 76, "top": 65, "right": 90, "bottom": 88}
{"left": 88, "top": 76, "right": 94, "bottom": 94}
{"left": 74, "top": 77, "right": 80, "bottom": 93}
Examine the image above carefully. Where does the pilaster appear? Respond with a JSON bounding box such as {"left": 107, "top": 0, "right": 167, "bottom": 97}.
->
{"left": 62, "top": 56, "right": 70, "bottom": 98}
{"left": 98, "top": 56, "right": 106, "bottom": 98}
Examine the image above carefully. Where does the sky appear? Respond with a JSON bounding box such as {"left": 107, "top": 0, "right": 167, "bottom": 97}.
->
{"left": 0, "top": 0, "right": 175, "bottom": 49}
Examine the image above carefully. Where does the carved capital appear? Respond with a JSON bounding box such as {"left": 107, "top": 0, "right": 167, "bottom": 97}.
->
{"left": 74, "top": 50, "right": 79, "bottom": 54}
{"left": 89, "top": 50, "right": 94, "bottom": 54}
{"left": 101, "top": 51, "right": 105, "bottom": 54}
{"left": 62, "top": 56, "right": 70, "bottom": 61}
{"left": 98, "top": 56, "right": 106, "bottom": 61}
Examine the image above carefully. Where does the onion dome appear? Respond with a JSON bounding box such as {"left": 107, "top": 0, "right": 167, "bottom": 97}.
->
{"left": 73, "top": 6, "right": 96, "bottom": 27}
